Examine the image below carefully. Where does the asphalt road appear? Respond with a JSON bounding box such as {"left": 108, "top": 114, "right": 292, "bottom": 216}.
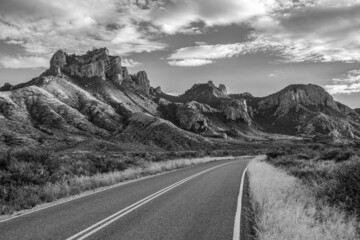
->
{"left": 0, "top": 157, "right": 250, "bottom": 240}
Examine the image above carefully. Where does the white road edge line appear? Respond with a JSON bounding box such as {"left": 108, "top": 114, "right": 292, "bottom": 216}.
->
{"left": 0, "top": 156, "right": 245, "bottom": 224}
{"left": 233, "top": 166, "right": 248, "bottom": 240}
{"left": 66, "top": 161, "right": 235, "bottom": 240}
{"left": 66, "top": 173, "right": 202, "bottom": 240}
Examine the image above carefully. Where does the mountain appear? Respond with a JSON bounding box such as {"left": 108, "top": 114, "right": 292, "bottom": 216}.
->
{"left": 155, "top": 81, "right": 360, "bottom": 142}
{"left": 0, "top": 48, "right": 359, "bottom": 155}
{"left": 0, "top": 48, "right": 213, "bottom": 153}
{"left": 239, "top": 84, "right": 360, "bottom": 141}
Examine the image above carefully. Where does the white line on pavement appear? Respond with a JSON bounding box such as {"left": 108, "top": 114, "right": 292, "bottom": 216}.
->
{"left": 67, "top": 161, "right": 235, "bottom": 240}
{"left": 233, "top": 166, "right": 248, "bottom": 240}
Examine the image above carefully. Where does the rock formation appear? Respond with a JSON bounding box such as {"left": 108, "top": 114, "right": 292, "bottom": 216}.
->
{"left": 0, "top": 83, "right": 13, "bottom": 91}
{"left": 132, "top": 71, "right": 150, "bottom": 94}
{"left": 0, "top": 47, "right": 359, "bottom": 149}
{"left": 177, "top": 81, "right": 229, "bottom": 108}
{"left": 176, "top": 103, "right": 209, "bottom": 133}
{"left": 218, "top": 84, "right": 227, "bottom": 95}
{"left": 246, "top": 84, "right": 360, "bottom": 139}
{"left": 220, "top": 99, "right": 252, "bottom": 125}
{"left": 43, "top": 48, "right": 150, "bottom": 94}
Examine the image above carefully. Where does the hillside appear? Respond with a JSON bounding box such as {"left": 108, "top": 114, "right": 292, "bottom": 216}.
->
{"left": 0, "top": 48, "right": 359, "bottom": 156}
{"left": 0, "top": 48, "right": 216, "bottom": 154}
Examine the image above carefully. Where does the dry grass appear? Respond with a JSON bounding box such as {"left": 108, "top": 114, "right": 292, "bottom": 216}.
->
{"left": 248, "top": 159, "right": 359, "bottom": 240}
{"left": 20, "top": 156, "right": 243, "bottom": 212}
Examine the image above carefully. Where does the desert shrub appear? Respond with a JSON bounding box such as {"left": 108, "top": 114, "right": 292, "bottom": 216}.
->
{"left": 318, "top": 158, "right": 360, "bottom": 216}
{"left": 297, "top": 153, "right": 312, "bottom": 160}
{"left": 266, "top": 150, "right": 285, "bottom": 159}
{"left": 320, "top": 149, "right": 341, "bottom": 160}
{"left": 320, "top": 149, "right": 355, "bottom": 162}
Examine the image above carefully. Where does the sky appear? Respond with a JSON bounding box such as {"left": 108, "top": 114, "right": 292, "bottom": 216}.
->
{"left": 0, "top": 0, "right": 360, "bottom": 108}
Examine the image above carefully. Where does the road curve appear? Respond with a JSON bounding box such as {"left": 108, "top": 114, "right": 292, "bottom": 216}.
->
{"left": 0, "top": 157, "right": 250, "bottom": 240}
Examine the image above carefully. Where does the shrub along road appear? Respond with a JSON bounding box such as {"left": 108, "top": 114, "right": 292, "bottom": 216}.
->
{"left": 0, "top": 157, "right": 250, "bottom": 240}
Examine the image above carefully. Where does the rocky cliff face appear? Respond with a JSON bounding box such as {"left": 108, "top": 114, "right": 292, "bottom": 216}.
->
{"left": 246, "top": 84, "right": 360, "bottom": 140}
{"left": 219, "top": 99, "right": 252, "bottom": 125}
{"left": 0, "top": 48, "right": 194, "bottom": 152}
{"left": 257, "top": 84, "right": 340, "bottom": 116}
{"left": 132, "top": 71, "right": 150, "bottom": 94}
{"left": 177, "top": 80, "right": 229, "bottom": 108}
{"left": 218, "top": 84, "right": 227, "bottom": 95}
{"left": 1, "top": 47, "right": 359, "bottom": 148}
{"left": 45, "top": 48, "right": 150, "bottom": 94}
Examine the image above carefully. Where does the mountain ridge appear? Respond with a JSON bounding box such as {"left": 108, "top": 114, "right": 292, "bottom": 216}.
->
{"left": 1, "top": 48, "right": 359, "bottom": 154}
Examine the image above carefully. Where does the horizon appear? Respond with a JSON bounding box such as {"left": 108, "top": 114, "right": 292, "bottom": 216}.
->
{"left": 1, "top": 0, "right": 360, "bottom": 108}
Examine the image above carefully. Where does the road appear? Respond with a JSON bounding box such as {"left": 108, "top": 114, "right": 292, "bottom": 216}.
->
{"left": 0, "top": 157, "right": 250, "bottom": 240}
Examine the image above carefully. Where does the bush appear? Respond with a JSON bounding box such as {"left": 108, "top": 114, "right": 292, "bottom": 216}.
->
{"left": 320, "top": 149, "right": 341, "bottom": 160}
{"left": 320, "top": 149, "right": 355, "bottom": 162}
{"left": 266, "top": 150, "right": 285, "bottom": 159}
{"left": 318, "top": 159, "right": 360, "bottom": 216}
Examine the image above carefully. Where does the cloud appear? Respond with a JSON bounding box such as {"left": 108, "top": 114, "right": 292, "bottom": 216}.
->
{"left": 149, "top": 0, "right": 268, "bottom": 34}
{"left": 325, "top": 69, "right": 360, "bottom": 94}
{"left": 121, "top": 58, "right": 142, "bottom": 68}
{"left": 0, "top": 0, "right": 166, "bottom": 60}
{"left": 3, "top": 0, "right": 360, "bottom": 69}
{"left": 269, "top": 73, "right": 278, "bottom": 78}
{"left": 168, "top": 44, "right": 245, "bottom": 60}
{"left": 0, "top": 55, "right": 48, "bottom": 69}
{"left": 249, "top": 1, "right": 360, "bottom": 62}
{"left": 325, "top": 84, "right": 360, "bottom": 95}
{"left": 168, "top": 59, "right": 213, "bottom": 67}
{"left": 165, "top": 37, "right": 322, "bottom": 66}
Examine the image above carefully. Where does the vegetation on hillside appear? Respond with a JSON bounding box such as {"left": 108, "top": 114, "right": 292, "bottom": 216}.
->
{"left": 248, "top": 159, "right": 358, "bottom": 240}
{"left": 265, "top": 144, "right": 360, "bottom": 218}
{"left": 0, "top": 144, "right": 259, "bottom": 215}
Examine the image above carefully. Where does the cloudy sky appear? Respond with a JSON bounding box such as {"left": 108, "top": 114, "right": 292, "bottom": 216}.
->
{"left": 1, "top": 0, "right": 360, "bottom": 108}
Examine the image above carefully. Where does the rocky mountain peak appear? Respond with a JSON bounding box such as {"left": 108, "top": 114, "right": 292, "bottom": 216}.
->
{"left": 0, "top": 83, "right": 13, "bottom": 91}
{"left": 259, "top": 84, "right": 340, "bottom": 116}
{"left": 180, "top": 81, "right": 229, "bottom": 107}
{"left": 207, "top": 80, "right": 215, "bottom": 87}
{"left": 44, "top": 48, "right": 150, "bottom": 94}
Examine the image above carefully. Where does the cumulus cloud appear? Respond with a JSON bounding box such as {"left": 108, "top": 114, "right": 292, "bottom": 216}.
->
{"left": 269, "top": 73, "right": 278, "bottom": 78}
{"left": 325, "top": 84, "right": 360, "bottom": 95}
{"left": 121, "top": 58, "right": 142, "bottom": 68}
{"left": 149, "top": 0, "right": 268, "bottom": 34}
{"left": 250, "top": 1, "right": 360, "bottom": 62}
{"left": 0, "top": 0, "right": 166, "bottom": 67}
{"left": 325, "top": 69, "right": 360, "bottom": 94}
{"left": 168, "top": 59, "right": 213, "bottom": 67}
{"left": 0, "top": 55, "right": 48, "bottom": 69}
{"left": 2, "top": 0, "right": 360, "bottom": 70}
{"left": 166, "top": 0, "right": 360, "bottom": 65}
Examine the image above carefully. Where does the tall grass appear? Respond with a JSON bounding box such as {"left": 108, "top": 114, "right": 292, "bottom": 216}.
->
{"left": 41, "top": 156, "right": 237, "bottom": 201}
{"left": 248, "top": 159, "right": 359, "bottom": 240}
{"left": 0, "top": 153, "right": 240, "bottom": 215}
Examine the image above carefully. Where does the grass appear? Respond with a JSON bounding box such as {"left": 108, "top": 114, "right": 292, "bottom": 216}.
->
{"left": 266, "top": 146, "right": 360, "bottom": 218}
{"left": 248, "top": 158, "right": 359, "bottom": 240}
{"left": 0, "top": 148, "right": 243, "bottom": 215}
